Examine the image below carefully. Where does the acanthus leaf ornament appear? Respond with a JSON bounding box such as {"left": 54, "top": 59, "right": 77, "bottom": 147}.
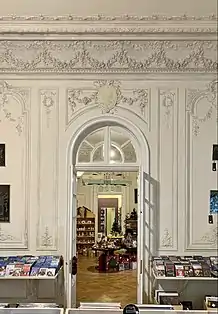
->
{"left": 41, "top": 226, "right": 53, "bottom": 248}
{"left": 96, "top": 81, "right": 120, "bottom": 114}
{"left": 200, "top": 227, "right": 218, "bottom": 245}
{"left": 0, "top": 225, "right": 16, "bottom": 242}
{"left": 0, "top": 80, "right": 28, "bottom": 135}
{"left": 40, "top": 90, "right": 57, "bottom": 128}
{"left": 160, "top": 90, "right": 176, "bottom": 128}
{"left": 67, "top": 80, "right": 149, "bottom": 125}
{"left": 186, "top": 80, "right": 217, "bottom": 136}
{"left": 161, "top": 228, "right": 173, "bottom": 248}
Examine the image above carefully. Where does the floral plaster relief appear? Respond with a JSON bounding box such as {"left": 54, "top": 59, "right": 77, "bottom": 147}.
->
{"left": 0, "top": 41, "right": 217, "bottom": 74}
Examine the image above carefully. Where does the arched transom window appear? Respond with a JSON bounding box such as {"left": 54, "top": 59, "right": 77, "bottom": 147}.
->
{"left": 77, "top": 126, "right": 137, "bottom": 164}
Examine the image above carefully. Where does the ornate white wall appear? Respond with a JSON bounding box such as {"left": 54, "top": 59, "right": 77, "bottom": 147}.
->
{"left": 0, "top": 5, "right": 217, "bottom": 259}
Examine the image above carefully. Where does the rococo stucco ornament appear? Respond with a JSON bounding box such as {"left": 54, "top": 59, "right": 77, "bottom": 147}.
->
{"left": 40, "top": 90, "right": 57, "bottom": 128}
{"left": 67, "top": 80, "right": 149, "bottom": 122}
{"left": 200, "top": 227, "right": 218, "bottom": 245}
{"left": 161, "top": 228, "right": 173, "bottom": 248}
{"left": 40, "top": 226, "right": 53, "bottom": 248}
{"left": 186, "top": 80, "right": 218, "bottom": 136}
{"left": 0, "top": 80, "right": 29, "bottom": 135}
{"left": 0, "top": 14, "right": 216, "bottom": 34}
{"left": 160, "top": 89, "right": 177, "bottom": 128}
{"left": 0, "top": 14, "right": 216, "bottom": 21}
{"left": 0, "top": 225, "right": 15, "bottom": 242}
{"left": 0, "top": 40, "right": 217, "bottom": 74}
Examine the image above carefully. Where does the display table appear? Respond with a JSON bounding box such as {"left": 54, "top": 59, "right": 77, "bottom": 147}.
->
{"left": 93, "top": 248, "right": 120, "bottom": 272}
{"left": 152, "top": 271, "right": 218, "bottom": 310}
{"left": 0, "top": 267, "right": 64, "bottom": 305}
{"left": 0, "top": 309, "right": 63, "bottom": 314}
{"left": 66, "top": 309, "right": 217, "bottom": 314}
{"left": 93, "top": 248, "right": 137, "bottom": 272}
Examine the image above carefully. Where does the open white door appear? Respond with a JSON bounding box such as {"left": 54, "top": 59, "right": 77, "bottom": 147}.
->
{"left": 138, "top": 168, "right": 153, "bottom": 304}
{"left": 137, "top": 169, "right": 144, "bottom": 304}
{"left": 67, "top": 166, "right": 77, "bottom": 308}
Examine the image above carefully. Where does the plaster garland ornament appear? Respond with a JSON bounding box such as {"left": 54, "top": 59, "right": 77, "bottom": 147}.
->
{"left": 0, "top": 15, "right": 217, "bottom": 35}
{"left": 0, "top": 14, "right": 217, "bottom": 21}
{"left": 200, "top": 227, "right": 218, "bottom": 245}
{"left": 0, "top": 26, "right": 217, "bottom": 35}
{"left": 0, "top": 40, "right": 217, "bottom": 74}
{"left": 0, "top": 225, "right": 15, "bottom": 242}
{"left": 186, "top": 80, "right": 218, "bottom": 136}
{"left": 161, "top": 228, "right": 173, "bottom": 248}
{"left": 40, "top": 90, "right": 57, "bottom": 128}
{"left": 160, "top": 90, "right": 176, "bottom": 128}
{"left": 40, "top": 226, "right": 53, "bottom": 248}
{"left": 98, "top": 185, "right": 122, "bottom": 193}
{"left": 67, "top": 80, "right": 148, "bottom": 116}
{"left": 0, "top": 80, "right": 28, "bottom": 135}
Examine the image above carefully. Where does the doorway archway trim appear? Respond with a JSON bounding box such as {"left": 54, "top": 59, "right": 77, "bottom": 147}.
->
{"left": 67, "top": 114, "right": 150, "bottom": 167}
{"left": 66, "top": 114, "right": 151, "bottom": 307}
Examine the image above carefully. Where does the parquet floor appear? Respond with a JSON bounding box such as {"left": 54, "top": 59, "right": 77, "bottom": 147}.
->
{"left": 76, "top": 255, "right": 137, "bottom": 308}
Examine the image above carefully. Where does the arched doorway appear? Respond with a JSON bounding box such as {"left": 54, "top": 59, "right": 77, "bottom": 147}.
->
{"left": 66, "top": 115, "right": 151, "bottom": 308}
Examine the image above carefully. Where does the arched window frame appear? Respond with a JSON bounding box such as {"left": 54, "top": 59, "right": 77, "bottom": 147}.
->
{"left": 76, "top": 126, "right": 137, "bottom": 165}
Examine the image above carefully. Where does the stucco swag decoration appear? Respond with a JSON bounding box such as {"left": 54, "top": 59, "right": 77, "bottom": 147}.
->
{"left": 0, "top": 41, "right": 217, "bottom": 74}
{"left": 186, "top": 80, "right": 218, "bottom": 136}
{"left": 0, "top": 81, "right": 29, "bottom": 135}
{"left": 67, "top": 80, "right": 148, "bottom": 117}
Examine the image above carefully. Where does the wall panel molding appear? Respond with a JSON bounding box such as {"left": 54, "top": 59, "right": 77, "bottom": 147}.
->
{"left": 185, "top": 80, "right": 217, "bottom": 250}
{"left": 37, "top": 88, "right": 59, "bottom": 251}
{"left": 158, "top": 88, "right": 178, "bottom": 251}
{"left": 0, "top": 81, "right": 30, "bottom": 249}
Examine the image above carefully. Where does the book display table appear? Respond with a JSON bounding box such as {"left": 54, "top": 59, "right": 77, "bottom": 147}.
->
{"left": 152, "top": 255, "right": 218, "bottom": 310}
{"left": 0, "top": 309, "right": 64, "bottom": 314}
{"left": 0, "top": 256, "right": 64, "bottom": 306}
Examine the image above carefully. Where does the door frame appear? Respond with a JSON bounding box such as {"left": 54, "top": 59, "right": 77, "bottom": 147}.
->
{"left": 97, "top": 192, "right": 124, "bottom": 235}
{"left": 66, "top": 115, "right": 151, "bottom": 308}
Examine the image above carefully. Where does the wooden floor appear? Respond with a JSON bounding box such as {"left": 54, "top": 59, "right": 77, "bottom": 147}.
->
{"left": 76, "top": 255, "right": 137, "bottom": 307}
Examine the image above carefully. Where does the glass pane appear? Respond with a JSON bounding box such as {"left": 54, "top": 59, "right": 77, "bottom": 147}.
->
{"left": 109, "top": 145, "right": 122, "bottom": 164}
{"left": 122, "top": 142, "right": 137, "bottom": 163}
{"left": 110, "top": 127, "right": 129, "bottom": 146}
{"left": 86, "top": 128, "right": 104, "bottom": 147}
{"left": 92, "top": 145, "right": 104, "bottom": 162}
{"left": 77, "top": 142, "right": 92, "bottom": 162}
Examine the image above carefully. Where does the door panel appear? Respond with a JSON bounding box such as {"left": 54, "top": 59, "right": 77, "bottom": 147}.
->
{"left": 98, "top": 198, "right": 118, "bottom": 235}
{"left": 67, "top": 166, "right": 77, "bottom": 308}
{"left": 138, "top": 170, "right": 153, "bottom": 304}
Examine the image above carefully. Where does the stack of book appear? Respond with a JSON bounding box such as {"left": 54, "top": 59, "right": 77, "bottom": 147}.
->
{"left": 0, "top": 255, "right": 63, "bottom": 277}
{"left": 152, "top": 255, "right": 217, "bottom": 277}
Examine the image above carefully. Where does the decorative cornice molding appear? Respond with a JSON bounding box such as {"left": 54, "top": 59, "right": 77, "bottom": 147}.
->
{"left": 1, "top": 26, "right": 216, "bottom": 35}
{"left": 0, "top": 14, "right": 217, "bottom": 21}
{"left": 0, "top": 40, "right": 217, "bottom": 74}
{"left": 0, "top": 15, "right": 217, "bottom": 35}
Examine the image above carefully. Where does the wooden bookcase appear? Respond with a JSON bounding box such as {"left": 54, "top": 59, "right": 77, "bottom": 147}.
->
{"left": 77, "top": 208, "right": 95, "bottom": 253}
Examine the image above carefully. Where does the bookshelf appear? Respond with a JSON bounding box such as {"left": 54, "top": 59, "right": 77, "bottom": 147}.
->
{"left": 77, "top": 217, "right": 95, "bottom": 253}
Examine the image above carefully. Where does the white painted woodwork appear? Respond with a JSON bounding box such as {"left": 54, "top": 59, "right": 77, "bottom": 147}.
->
{"left": 0, "top": 0, "right": 217, "bottom": 304}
